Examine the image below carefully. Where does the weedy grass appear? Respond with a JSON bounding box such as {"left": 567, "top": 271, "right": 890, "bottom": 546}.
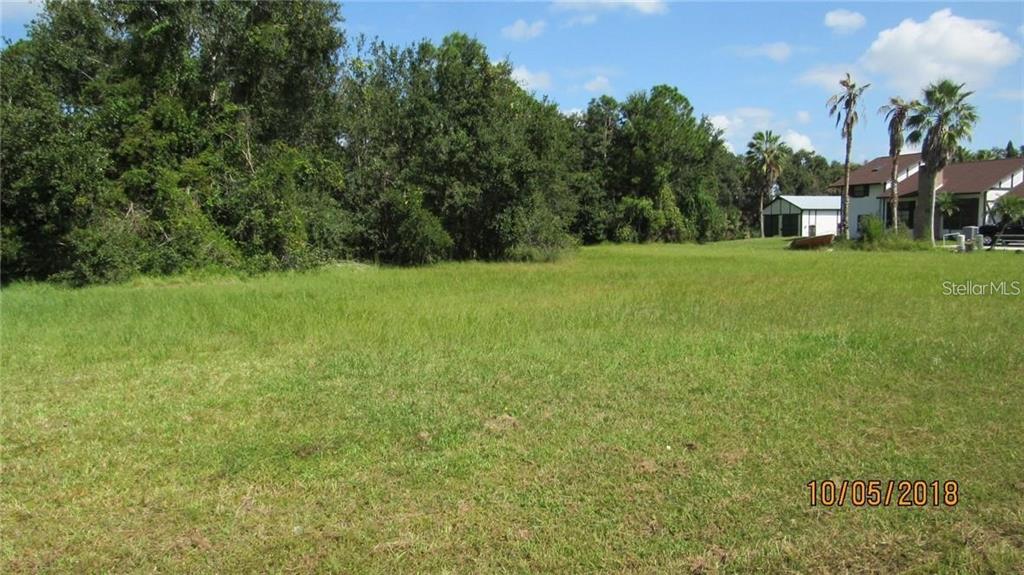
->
{"left": 2, "top": 240, "right": 1022, "bottom": 573}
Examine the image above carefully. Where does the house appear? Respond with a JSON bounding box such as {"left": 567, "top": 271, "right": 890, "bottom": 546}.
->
{"left": 829, "top": 154, "right": 1024, "bottom": 238}
{"left": 762, "top": 195, "right": 841, "bottom": 237}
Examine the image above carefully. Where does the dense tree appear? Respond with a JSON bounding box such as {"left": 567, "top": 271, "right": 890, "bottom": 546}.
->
{"left": 776, "top": 150, "right": 843, "bottom": 197}
{"left": 828, "top": 73, "right": 871, "bottom": 240}
{"left": 1, "top": 0, "right": 838, "bottom": 285}
{"left": 907, "top": 80, "right": 978, "bottom": 243}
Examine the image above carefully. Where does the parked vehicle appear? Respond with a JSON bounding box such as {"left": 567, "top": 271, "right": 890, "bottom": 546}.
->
{"left": 979, "top": 222, "right": 1024, "bottom": 246}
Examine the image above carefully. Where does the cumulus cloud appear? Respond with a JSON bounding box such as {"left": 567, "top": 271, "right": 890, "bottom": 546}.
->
{"left": 783, "top": 130, "right": 815, "bottom": 152}
{"left": 798, "top": 64, "right": 863, "bottom": 92}
{"left": 583, "top": 75, "right": 611, "bottom": 92}
{"left": 511, "top": 66, "right": 552, "bottom": 91}
{"left": 709, "top": 107, "right": 775, "bottom": 150}
{"left": 733, "top": 42, "right": 793, "bottom": 63}
{"left": 861, "top": 9, "right": 1021, "bottom": 93}
{"left": 553, "top": 0, "right": 667, "bottom": 26}
{"left": 796, "top": 110, "right": 812, "bottom": 124}
{"left": 824, "top": 9, "right": 866, "bottom": 34}
{"left": 710, "top": 109, "right": 814, "bottom": 154}
{"left": 502, "top": 19, "right": 546, "bottom": 40}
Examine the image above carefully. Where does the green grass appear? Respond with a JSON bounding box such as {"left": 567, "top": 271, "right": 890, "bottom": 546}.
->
{"left": 2, "top": 240, "right": 1023, "bottom": 573}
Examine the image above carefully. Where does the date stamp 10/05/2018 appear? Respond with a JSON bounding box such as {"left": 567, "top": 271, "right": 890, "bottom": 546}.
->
{"left": 807, "top": 480, "right": 959, "bottom": 508}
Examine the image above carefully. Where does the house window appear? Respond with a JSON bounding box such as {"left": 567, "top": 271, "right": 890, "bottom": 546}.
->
{"left": 849, "top": 185, "right": 870, "bottom": 198}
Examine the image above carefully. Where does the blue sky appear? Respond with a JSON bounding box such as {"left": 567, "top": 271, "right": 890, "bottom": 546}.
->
{"left": 3, "top": 1, "right": 1022, "bottom": 162}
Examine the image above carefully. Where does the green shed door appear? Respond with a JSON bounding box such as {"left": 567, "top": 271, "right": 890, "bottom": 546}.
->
{"left": 764, "top": 215, "right": 779, "bottom": 237}
{"left": 782, "top": 214, "right": 800, "bottom": 236}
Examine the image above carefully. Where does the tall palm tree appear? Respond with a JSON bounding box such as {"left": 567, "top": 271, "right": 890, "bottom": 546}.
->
{"left": 906, "top": 80, "right": 978, "bottom": 243}
{"left": 828, "top": 73, "right": 871, "bottom": 239}
{"left": 878, "top": 97, "right": 916, "bottom": 232}
{"left": 745, "top": 130, "right": 790, "bottom": 237}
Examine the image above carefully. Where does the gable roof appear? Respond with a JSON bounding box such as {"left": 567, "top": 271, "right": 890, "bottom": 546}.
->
{"left": 881, "top": 158, "right": 1024, "bottom": 199}
{"left": 774, "top": 195, "right": 841, "bottom": 210}
{"left": 829, "top": 153, "right": 922, "bottom": 188}
{"left": 1006, "top": 180, "right": 1024, "bottom": 198}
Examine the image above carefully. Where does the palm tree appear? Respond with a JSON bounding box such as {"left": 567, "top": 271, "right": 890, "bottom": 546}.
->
{"left": 936, "top": 191, "right": 959, "bottom": 236}
{"left": 878, "top": 97, "right": 916, "bottom": 232}
{"left": 906, "top": 80, "right": 978, "bottom": 244}
{"left": 745, "top": 130, "right": 790, "bottom": 237}
{"left": 828, "top": 73, "right": 870, "bottom": 240}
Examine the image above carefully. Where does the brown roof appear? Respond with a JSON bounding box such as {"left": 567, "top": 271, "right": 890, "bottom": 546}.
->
{"left": 1009, "top": 181, "right": 1024, "bottom": 198}
{"left": 881, "top": 158, "right": 1024, "bottom": 199}
{"left": 829, "top": 153, "right": 922, "bottom": 187}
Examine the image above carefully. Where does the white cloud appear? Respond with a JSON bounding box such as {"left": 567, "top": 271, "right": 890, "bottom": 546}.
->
{"left": 710, "top": 107, "right": 776, "bottom": 150}
{"left": 733, "top": 42, "right": 793, "bottom": 63}
{"left": 552, "top": 0, "right": 668, "bottom": 26}
{"left": 502, "top": 19, "right": 546, "bottom": 40}
{"left": 583, "top": 74, "right": 611, "bottom": 92}
{"left": 711, "top": 109, "right": 815, "bottom": 154}
{"left": 995, "top": 89, "right": 1024, "bottom": 101}
{"left": 824, "top": 9, "right": 866, "bottom": 34}
{"left": 561, "top": 107, "right": 584, "bottom": 116}
{"left": 796, "top": 110, "right": 812, "bottom": 124}
{"left": 0, "top": 0, "right": 42, "bottom": 20}
{"left": 798, "top": 64, "right": 863, "bottom": 92}
{"left": 861, "top": 9, "right": 1021, "bottom": 93}
{"left": 566, "top": 13, "right": 598, "bottom": 27}
{"left": 783, "top": 130, "right": 815, "bottom": 152}
{"left": 511, "top": 66, "right": 552, "bottom": 91}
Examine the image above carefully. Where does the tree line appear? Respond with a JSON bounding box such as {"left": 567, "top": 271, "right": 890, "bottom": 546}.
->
{"left": 1, "top": 1, "right": 849, "bottom": 285}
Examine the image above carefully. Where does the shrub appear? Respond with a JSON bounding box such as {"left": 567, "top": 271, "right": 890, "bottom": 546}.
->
{"left": 371, "top": 186, "right": 453, "bottom": 265}
{"left": 859, "top": 215, "right": 885, "bottom": 244}
{"left": 615, "top": 197, "right": 657, "bottom": 242}
{"left": 844, "top": 223, "right": 931, "bottom": 252}
{"left": 502, "top": 197, "right": 577, "bottom": 262}
{"left": 58, "top": 211, "right": 149, "bottom": 285}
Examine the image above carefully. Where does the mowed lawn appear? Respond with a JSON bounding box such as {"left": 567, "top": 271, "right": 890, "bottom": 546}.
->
{"left": 2, "top": 240, "right": 1023, "bottom": 573}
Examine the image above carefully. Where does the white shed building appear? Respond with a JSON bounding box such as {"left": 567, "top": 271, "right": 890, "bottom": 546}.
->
{"left": 762, "top": 195, "right": 841, "bottom": 237}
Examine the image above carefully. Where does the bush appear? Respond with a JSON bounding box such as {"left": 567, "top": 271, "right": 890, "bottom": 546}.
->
{"left": 57, "top": 211, "right": 149, "bottom": 285}
{"left": 845, "top": 222, "right": 931, "bottom": 252}
{"left": 502, "top": 197, "right": 577, "bottom": 262}
{"left": 371, "top": 186, "right": 453, "bottom": 265}
{"left": 615, "top": 197, "right": 657, "bottom": 242}
{"left": 859, "top": 215, "right": 885, "bottom": 244}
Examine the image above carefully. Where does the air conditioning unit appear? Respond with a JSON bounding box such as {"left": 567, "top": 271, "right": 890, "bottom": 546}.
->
{"left": 963, "top": 226, "right": 979, "bottom": 240}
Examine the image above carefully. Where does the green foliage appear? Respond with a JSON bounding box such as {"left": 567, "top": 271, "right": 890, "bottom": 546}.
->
{"left": 993, "top": 196, "right": 1024, "bottom": 225}
{"left": 859, "top": 215, "right": 886, "bottom": 244}
{"left": 848, "top": 219, "right": 930, "bottom": 251}
{"left": 936, "top": 192, "right": 959, "bottom": 219}
{"left": 368, "top": 186, "right": 453, "bottom": 266}
{"left": 0, "top": 0, "right": 836, "bottom": 284}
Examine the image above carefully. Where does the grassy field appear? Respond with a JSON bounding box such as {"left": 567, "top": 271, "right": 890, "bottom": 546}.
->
{"left": 2, "top": 240, "right": 1023, "bottom": 573}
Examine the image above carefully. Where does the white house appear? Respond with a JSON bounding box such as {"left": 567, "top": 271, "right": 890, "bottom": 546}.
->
{"left": 762, "top": 195, "right": 841, "bottom": 237}
{"left": 830, "top": 155, "right": 1024, "bottom": 238}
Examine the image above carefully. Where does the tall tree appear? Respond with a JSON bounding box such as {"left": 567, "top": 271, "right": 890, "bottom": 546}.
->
{"left": 828, "top": 73, "right": 871, "bottom": 239}
{"left": 906, "top": 80, "right": 978, "bottom": 243}
{"left": 745, "top": 130, "right": 790, "bottom": 237}
{"left": 878, "top": 97, "right": 916, "bottom": 232}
